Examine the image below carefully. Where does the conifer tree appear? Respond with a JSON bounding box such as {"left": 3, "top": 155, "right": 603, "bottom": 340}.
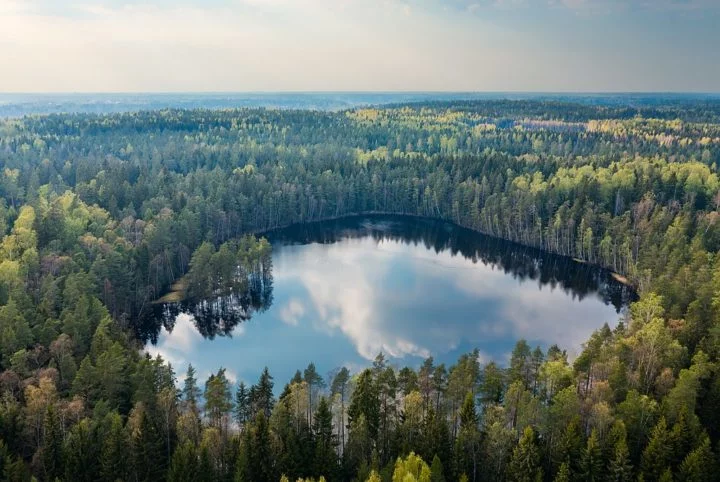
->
{"left": 42, "top": 404, "right": 63, "bottom": 481}
{"left": 168, "top": 440, "right": 199, "bottom": 482}
{"left": 608, "top": 435, "right": 633, "bottom": 482}
{"left": 100, "top": 412, "right": 130, "bottom": 482}
{"left": 580, "top": 429, "right": 603, "bottom": 482}
{"left": 508, "top": 426, "right": 542, "bottom": 482}
{"left": 641, "top": 417, "right": 672, "bottom": 482}
{"left": 313, "top": 397, "right": 338, "bottom": 479}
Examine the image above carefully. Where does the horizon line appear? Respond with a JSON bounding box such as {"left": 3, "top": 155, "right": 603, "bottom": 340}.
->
{"left": 2, "top": 91, "right": 720, "bottom": 96}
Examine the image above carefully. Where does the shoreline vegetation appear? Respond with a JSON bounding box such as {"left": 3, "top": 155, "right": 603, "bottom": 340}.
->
{"left": 155, "top": 212, "right": 636, "bottom": 306}
{"left": 0, "top": 98, "right": 719, "bottom": 480}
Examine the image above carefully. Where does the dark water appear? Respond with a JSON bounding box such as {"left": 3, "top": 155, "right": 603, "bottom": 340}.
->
{"left": 145, "top": 215, "right": 634, "bottom": 386}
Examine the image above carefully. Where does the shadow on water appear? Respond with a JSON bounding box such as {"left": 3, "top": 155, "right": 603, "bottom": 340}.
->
{"left": 139, "top": 214, "right": 635, "bottom": 344}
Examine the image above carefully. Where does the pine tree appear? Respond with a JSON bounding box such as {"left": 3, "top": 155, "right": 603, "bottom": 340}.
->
{"left": 508, "top": 426, "right": 543, "bottom": 482}
{"left": 204, "top": 368, "right": 233, "bottom": 430}
{"left": 304, "top": 362, "right": 324, "bottom": 425}
{"left": 331, "top": 366, "right": 350, "bottom": 453}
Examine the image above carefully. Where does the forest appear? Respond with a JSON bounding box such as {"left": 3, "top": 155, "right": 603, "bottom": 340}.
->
{"left": 1, "top": 98, "right": 720, "bottom": 480}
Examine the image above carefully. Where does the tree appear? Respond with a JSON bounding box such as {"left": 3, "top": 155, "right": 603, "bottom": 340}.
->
{"left": 677, "top": 435, "right": 715, "bottom": 482}
{"left": 182, "top": 364, "right": 201, "bottom": 413}
{"left": 204, "top": 368, "right": 233, "bottom": 431}
{"left": 608, "top": 433, "right": 633, "bottom": 482}
{"left": 509, "top": 340, "right": 532, "bottom": 389}
{"left": 455, "top": 393, "right": 481, "bottom": 482}
{"left": 430, "top": 455, "right": 445, "bottom": 482}
{"left": 100, "top": 412, "right": 130, "bottom": 482}
{"left": 234, "top": 381, "right": 250, "bottom": 429}
{"left": 392, "top": 452, "right": 431, "bottom": 482}
{"left": 580, "top": 429, "right": 603, "bottom": 482}
{"left": 508, "top": 426, "right": 542, "bottom": 482}
{"left": 129, "top": 402, "right": 166, "bottom": 481}
{"left": 168, "top": 440, "right": 199, "bottom": 482}
{"left": 331, "top": 366, "right": 350, "bottom": 453}
{"left": 255, "top": 367, "right": 275, "bottom": 419}
{"left": 304, "top": 362, "right": 325, "bottom": 425}
{"left": 42, "top": 404, "right": 63, "bottom": 481}
{"left": 247, "top": 412, "right": 275, "bottom": 482}
{"left": 348, "top": 369, "right": 380, "bottom": 440}
{"left": 313, "top": 397, "right": 337, "bottom": 479}
{"left": 553, "top": 462, "right": 570, "bottom": 482}
{"left": 480, "top": 361, "right": 505, "bottom": 406}
{"left": 641, "top": 417, "right": 671, "bottom": 482}
{"left": 64, "top": 418, "right": 100, "bottom": 482}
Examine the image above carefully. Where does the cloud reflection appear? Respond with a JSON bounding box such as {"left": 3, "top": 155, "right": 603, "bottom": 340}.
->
{"left": 147, "top": 218, "right": 622, "bottom": 386}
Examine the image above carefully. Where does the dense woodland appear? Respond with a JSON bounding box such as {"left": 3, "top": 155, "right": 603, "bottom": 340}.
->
{"left": 1, "top": 99, "right": 720, "bottom": 480}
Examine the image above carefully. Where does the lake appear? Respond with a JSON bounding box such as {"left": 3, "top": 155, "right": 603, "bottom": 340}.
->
{"left": 145, "top": 215, "right": 634, "bottom": 387}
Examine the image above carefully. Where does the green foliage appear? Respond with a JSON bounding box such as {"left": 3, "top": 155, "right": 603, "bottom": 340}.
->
{"left": 2, "top": 100, "right": 720, "bottom": 481}
{"left": 508, "top": 426, "right": 542, "bottom": 482}
{"left": 392, "top": 452, "right": 431, "bottom": 482}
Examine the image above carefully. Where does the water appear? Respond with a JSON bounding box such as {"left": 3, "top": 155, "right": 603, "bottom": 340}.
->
{"left": 145, "top": 215, "right": 633, "bottom": 387}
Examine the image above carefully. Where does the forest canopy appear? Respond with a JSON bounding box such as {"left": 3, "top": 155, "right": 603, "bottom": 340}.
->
{"left": 1, "top": 99, "right": 720, "bottom": 480}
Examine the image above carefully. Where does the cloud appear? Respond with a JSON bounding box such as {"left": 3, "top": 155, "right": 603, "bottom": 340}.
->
{"left": 279, "top": 298, "right": 305, "bottom": 326}
{"left": 549, "top": 0, "right": 720, "bottom": 12}
{"left": 2, "top": 1, "right": 715, "bottom": 104}
{"left": 276, "top": 237, "right": 618, "bottom": 364}
{"left": 280, "top": 240, "right": 433, "bottom": 360}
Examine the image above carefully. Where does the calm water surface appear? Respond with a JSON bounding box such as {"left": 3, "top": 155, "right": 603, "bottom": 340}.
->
{"left": 145, "top": 216, "right": 633, "bottom": 386}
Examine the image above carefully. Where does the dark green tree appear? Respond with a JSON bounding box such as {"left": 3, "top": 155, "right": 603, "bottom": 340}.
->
{"left": 508, "top": 426, "right": 542, "bottom": 482}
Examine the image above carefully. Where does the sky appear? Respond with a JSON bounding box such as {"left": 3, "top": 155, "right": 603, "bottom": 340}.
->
{"left": 0, "top": 0, "right": 718, "bottom": 92}
{"left": 146, "top": 236, "right": 619, "bottom": 389}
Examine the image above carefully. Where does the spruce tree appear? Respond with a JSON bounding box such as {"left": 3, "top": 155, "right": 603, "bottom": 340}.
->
{"left": 42, "top": 404, "right": 63, "bottom": 481}
{"left": 182, "top": 364, "right": 201, "bottom": 413}
{"left": 256, "top": 367, "right": 275, "bottom": 418}
{"left": 553, "top": 462, "right": 570, "bottom": 482}
{"left": 100, "top": 412, "right": 130, "bottom": 482}
{"left": 608, "top": 436, "right": 633, "bottom": 482}
{"left": 580, "top": 429, "right": 603, "bottom": 482}
{"left": 508, "top": 426, "right": 542, "bottom": 482}
{"left": 313, "top": 397, "right": 338, "bottom": 480}
{"left": 430, "top": 455, "right": 445, "bottom": 482}
{"left": 348, "top": 369, "right": 380, "bottom": 439}
{"left": 677, "top": 435, "right": 716, "bottom": 482}
{"left": 234, "top": 381, "right": 250, "bottom": 429}
{"left": 641, "top": 417, "right": 672, "bottom": 482}
{"left": 168, "top": 440, "right": 199, "bottom": 482}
